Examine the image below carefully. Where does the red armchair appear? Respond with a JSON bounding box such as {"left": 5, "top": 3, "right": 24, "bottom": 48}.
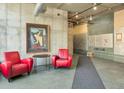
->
{"left": 0, "top": 51, "right": 33, "bottom": 82}
{"left": 52, "top": 49, "right": 72, "bottom": 68}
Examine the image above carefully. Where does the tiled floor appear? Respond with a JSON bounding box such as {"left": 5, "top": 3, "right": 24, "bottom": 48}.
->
{"left": 92, "top": 57, "right": 124, "bottom": 89}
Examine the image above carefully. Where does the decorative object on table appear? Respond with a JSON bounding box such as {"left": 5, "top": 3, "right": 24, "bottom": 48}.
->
{"left": 26, "top": 23, "right": 50, "bottom": 53}
{"left": 52, "top": 48, "right": 72, "bottom": 68}
{"left": 0, "top": 51, "right": 33, "bottom": 82}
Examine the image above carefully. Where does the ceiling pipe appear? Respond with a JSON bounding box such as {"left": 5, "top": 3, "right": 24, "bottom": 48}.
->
{"left": 76, "top": 3, "right": 124, "bottom": 22}
{"left": 33, "top": 3, "right": 45, "bottom": 16}
{"left": 69, "top": 3, "right": 102, "bottom": 19}
{"left": 68, "top": 9, "right": 108, "bottom": 25}
{"left": 57, "top": 3, "right": 65, "bottom": 9}
{"left": 77, "top": 9, "right": 107, "bottom": 22}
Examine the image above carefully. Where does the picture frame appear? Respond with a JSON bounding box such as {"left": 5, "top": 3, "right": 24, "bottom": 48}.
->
{"left": 26, "top": 23, "right": 50, "bottom": 53}
{"left": 116, "top": 33, "right": 122, "bottom": 42}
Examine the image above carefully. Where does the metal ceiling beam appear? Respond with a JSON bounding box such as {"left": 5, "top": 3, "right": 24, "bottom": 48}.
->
{"left": 69, "top": 3, "right": 102, "bottom": 19}
{"left": 76, "top": 3, "right": 124, "bottom": 22}
{"left": 78, "top": 9, "right": 108, "bottom": 22}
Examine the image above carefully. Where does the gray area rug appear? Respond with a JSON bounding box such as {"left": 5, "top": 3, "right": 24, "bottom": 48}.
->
{"left": 72, "top": 55, "right": 105, "bottom": 89}
{"left": 0, "top": 55, "right": 78, "bottom": 89}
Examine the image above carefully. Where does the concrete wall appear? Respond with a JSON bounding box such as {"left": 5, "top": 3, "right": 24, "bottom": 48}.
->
{"left": 88, "top": 13, "right": 114, "bottom": 60}
{"left": 87, "top": 10, "right": 124, "bottom": 63}
{"left": 0, "top": 4, "right": 68, "bottom": 64}
{"left": 114, "top": 9, "right": 124, "bottom": 63}
{"left": 88, "top": 13, "right": 114, "bottom": 35}
{"left": 68, "top": 27, "right": 73, "bottom": 55}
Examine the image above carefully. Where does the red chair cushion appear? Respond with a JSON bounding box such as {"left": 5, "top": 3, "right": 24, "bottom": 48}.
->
{"left": 4, "top": 51, "right": 21, "bottom": 65}
{"left": 12, "top": 64, "right": 28, "bottom": 77}
{"left": 56, "top": 59, "right": 68, "bottom": 67}
{"left": 58, "top": 49, "right": 69, "bottom": 59}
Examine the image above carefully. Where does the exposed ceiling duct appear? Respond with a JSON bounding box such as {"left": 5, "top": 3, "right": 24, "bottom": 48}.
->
{"left": 33, "top": 3, "right": 46, "bottom": 16}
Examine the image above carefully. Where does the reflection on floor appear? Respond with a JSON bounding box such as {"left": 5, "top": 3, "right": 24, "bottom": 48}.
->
{"left": 92, "top": 57, "right": 124, "bottom": 89}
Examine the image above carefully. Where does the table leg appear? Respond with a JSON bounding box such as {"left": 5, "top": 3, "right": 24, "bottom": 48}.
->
{"left": 34, "top": 58, "right": 37, "bottom": 72}
{"left": 49, "top": 57, "right": 50, "bottom": 70}
{"left": 46, "top": 57, "right": 47, "bottom": 70}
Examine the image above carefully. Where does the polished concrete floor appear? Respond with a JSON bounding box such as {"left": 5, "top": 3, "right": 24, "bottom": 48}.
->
{"left": 0, "top": 55, "right": 78, "bottom": 89}
{"left": 92, "top": 57, "right": 124, "bottom": 89}
{"left": 0, "top": 54, "right": 124, "bottom": 89}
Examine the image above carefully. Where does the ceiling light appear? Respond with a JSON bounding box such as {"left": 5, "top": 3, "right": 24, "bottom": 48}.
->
{"left": 89, "top": 15, "right": 93, "bottom": 21}
{"left": 75, "top": 15, "right": 78, "bottom": 18}
{"left": 93, "top": 3, "right": 97, "bottom": 10}
{"left": 75, "top": 12, "right": 78, "bottom": 18}
{"left": 93, "top": 6, "right": 97, "bottom": 10}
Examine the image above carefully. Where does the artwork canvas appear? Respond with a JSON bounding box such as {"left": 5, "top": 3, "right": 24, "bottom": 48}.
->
{"left": 26, "top": 23, "right": 50, "bottom": 53}
{"left": 94, "top": 34, "right": 113, "bottom": 48}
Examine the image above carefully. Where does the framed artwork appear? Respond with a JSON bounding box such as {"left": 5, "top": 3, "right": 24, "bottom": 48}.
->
{"left": 116, "top": 33, "right": 122, "bottom": 42}
{"left": 26, "top": 23, "right": 50, "bottom": 53}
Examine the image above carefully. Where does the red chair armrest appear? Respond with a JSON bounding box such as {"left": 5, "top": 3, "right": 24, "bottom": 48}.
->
{"left": 0, "top": 61, "right": 12, "bottom": 79}
{"left": 21, "top": 58, "right": 33, "bottom": 63}
{"left": 68, "top": 55, "right": 72, "bottom": 60}
{"left": 68, "top": 55, "right": 72, "bottom": 67}
{"left": 52, "top": 55, "right": 59, "bottom": 66}
{"left": 21, "top": 58, "right": 33, "bottom": 72}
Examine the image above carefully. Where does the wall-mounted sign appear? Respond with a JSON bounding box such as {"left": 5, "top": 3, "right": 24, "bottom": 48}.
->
{"left": 116, "top": 33, "right": 122, "bottom": 42}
